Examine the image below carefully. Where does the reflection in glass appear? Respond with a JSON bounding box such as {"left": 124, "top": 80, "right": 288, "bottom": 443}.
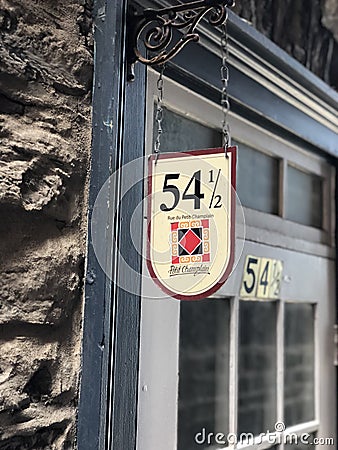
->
{"left": 236, "top": 142, "right": 279, "bottom": 214}
{"left": 286, "top": 165, "right": 323, "bottom": 228}
{"left": 178, "top": 299, "right": 230, "bottom": 450}
{"left": 284, "top": 303, "right": 315, "bottom": 427}
{"left": 154, "top": 106, "right": 222, "bottom": 153}
{"left": 284, "top": 433, "right": 316, "bottom": 449}
{"left": 238, "top": 301, "right": 277, "bottom": 436}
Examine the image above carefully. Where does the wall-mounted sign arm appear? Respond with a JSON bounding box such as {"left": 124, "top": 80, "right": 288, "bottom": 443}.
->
{"left": 126, "top": 0, "right": 235, "bottom": 81}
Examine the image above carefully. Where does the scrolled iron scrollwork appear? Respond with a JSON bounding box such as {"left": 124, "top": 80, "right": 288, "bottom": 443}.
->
{"left": 207, "top": 4, "right": 228, "bottom": 26}
{"left": 127, "top": 0, "right": 234, "bottom": 80}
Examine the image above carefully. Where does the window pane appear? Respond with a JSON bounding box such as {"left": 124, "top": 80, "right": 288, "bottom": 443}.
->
{"left": 154, "top": 106, "right": 222, "bottom": 153}
{"left": 238, "top": 301, "right": 277, "bottom": 436}
{"left": 286, "top": 165, "right": 323, "bottom": 228}
{"left": 284, "top": 303, "right": 315, "bottom": 427}
{"left": 178, "top": 299, "right": 230, "bottom": 450}
{"left": 284, "top": 433, "right": 316, "bottom": 449}
{"left": 236, "top": 142, "right": 279, "bottom": 214}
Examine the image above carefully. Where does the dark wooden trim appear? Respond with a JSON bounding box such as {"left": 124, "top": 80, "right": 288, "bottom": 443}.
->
{"left": 78, "top": 0, "right": 146, "bottom": 446}
{"left": 164, "top": 48, "right": 338, "bottom": 158}
{"left": 107, "top": 60, "right": 146, "bottom": 450}
{"left": 77, "top": 0, "right": 129, "bottom": 448}
{"left": 164, "top": 61, "right": 338, "bottom": 165}
{"left": 227, "top": 11, "right": 338, "bottom": 110}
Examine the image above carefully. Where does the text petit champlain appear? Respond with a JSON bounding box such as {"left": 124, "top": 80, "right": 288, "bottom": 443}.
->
{"left": 168, "top": 264, "right": 210, "bottom": 277}
{"left": 194, "top": 427, "right": 335, "bottom": 447}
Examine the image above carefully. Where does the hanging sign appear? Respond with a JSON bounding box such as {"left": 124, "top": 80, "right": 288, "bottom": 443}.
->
{"left": 147, "top": 147, "right": 237, "bottom": 300}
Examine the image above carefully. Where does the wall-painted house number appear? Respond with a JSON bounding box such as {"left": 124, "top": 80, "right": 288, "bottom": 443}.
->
{"left": 240, "top": 255, "right": 283, "bottom": 299}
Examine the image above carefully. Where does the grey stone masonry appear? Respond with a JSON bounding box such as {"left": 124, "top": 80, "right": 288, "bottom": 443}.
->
{"left": 233, "top": 0, "right": 338, "bottom": 89}
{"left": 0, "top": 0, "right": 92, "bottom": 448}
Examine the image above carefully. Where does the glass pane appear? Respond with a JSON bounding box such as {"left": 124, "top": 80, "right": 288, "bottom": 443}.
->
{"left": 286, "top": 165, "right": 323, "bottom": 228}
{"left": 238, "top": 301, "right": 277, "bottom": 436}
{"left": 284, "top": 303, "right": 315, "bottom": 427}
{"left": 236, "top": 142, "right": 279, "bottom": 214}
{"left": 284, "top": 433, "right": 316, "bottom": 449}
{"left": 178, "top": 299, "right": 230, "bottom": 450}
{"left": 154, "top": 106, "right": 222, "bottom": 153}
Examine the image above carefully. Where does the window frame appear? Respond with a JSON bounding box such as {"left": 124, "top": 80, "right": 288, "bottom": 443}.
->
{"left": 173, "top": 295, "right": 320, "bottom": 450}
{"left": 224, "top": 296, "right": 319, "bottom": 450}
{"left": 136, "top": 69, "right": 333, "bottom": 450}
{"left": 146, "top": 69, "right": 335, "bottom": 259}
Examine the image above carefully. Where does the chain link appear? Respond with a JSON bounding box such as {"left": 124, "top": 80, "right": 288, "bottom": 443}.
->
{"left": 154, "top": 65, "right": 165, "bottom": 164}
{"left": 153, "top": 20, "right": 230, "bottom": 161}
{"left": 220, "top": 11, "right": 231, "bottom": 157}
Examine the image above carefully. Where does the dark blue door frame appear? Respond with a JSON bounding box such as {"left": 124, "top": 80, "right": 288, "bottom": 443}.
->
{"left": 77, "top": 1, "right": 145, "bottom": 448}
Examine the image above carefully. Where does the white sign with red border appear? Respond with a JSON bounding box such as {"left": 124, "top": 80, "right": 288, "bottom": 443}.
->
{"left": 147, "top": 147, "right": 237, "bottom": 300}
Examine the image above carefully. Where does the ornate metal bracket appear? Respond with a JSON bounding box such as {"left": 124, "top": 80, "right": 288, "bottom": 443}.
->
{"left": 127, "top": 0, "right": 235, "bottom": 80}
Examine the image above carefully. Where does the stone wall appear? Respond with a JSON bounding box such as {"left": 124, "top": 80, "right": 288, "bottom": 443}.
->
{"left": 233, "top": 0, "right": 338, "bottom": 90}
{"left": 0, "top": 0, "right": 92, "bottom": 448}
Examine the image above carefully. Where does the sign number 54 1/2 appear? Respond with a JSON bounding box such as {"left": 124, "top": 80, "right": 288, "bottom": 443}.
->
{"left": 240, "top": 255, "right": 283, "bottom": 299}
{"left": 147, "top": 147, "right": 237, "bottom": 300}
{"left": 160, "top": 169, "right": 223, "bottom": 212}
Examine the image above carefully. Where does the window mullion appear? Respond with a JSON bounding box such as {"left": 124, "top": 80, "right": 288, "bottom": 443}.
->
{"left": 277, "top": 300, "right": 285, "bottom": 450}
{"left": 279, "top": 159, "right": 287, "bottom": 218}
{"left": 229, "top": 296, "right": 239, "bottom": 444}
{"left": 314, "top": 303, "right": 320, "bottom": 424}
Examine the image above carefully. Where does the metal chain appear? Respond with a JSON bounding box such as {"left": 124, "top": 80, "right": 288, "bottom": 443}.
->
{"left": 221, "top": 11, "right": 231, "bottom": 157}
{"left": 153, "top": 23, "right": 230, "bottom": 161}
{"left": 154, "top": 65, "right": 165, "bottom": 164}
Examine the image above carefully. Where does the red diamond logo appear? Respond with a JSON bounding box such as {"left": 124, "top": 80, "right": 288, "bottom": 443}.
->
{"left": 179, "top": 229, "right": 201, "bottom": 254}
